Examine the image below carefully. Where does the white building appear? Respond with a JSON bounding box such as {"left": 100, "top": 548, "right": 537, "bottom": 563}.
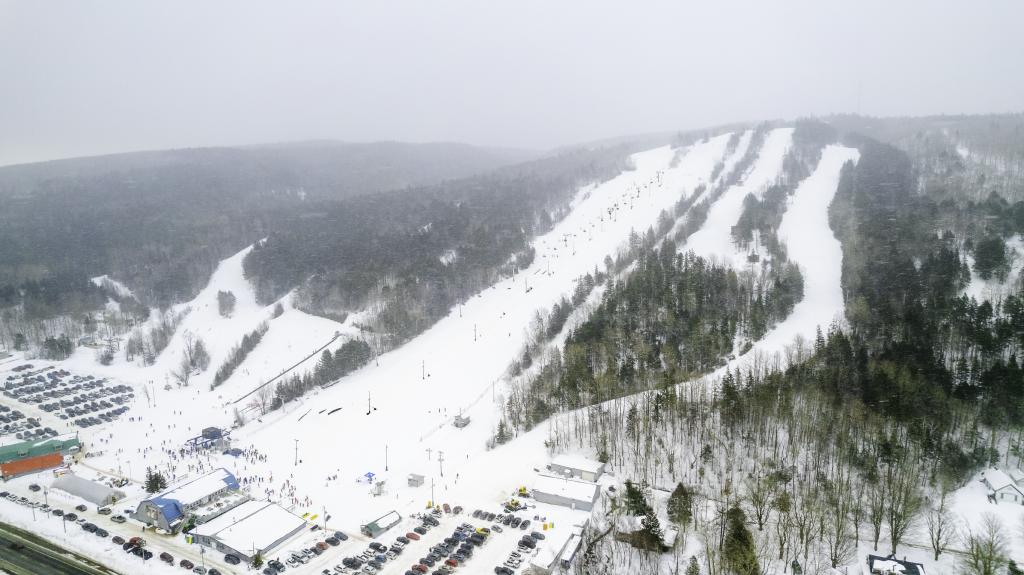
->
{"left": 190, "top": 500, "right": 307, "bottom": 561}
{"left": 983, "top": 468, "right": 1024, "bottom": 504}
{"left": 133, "top": 468, "right": 245, "bottom": 531}
{"left": 549, "top": 454, "right": 606, "bottom": 482}
{"left": 531, "top": 475, "right": 600, "bottom": 511}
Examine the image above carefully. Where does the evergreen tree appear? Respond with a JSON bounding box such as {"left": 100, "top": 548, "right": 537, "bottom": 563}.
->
{"left": 667, "top": 482, "right": 693, "bottom": 526}
{"left": 495, "top": 420, "right": 510, "bottom": 444}
{"left": 623, "top": 480, "right": 649, "bottom": 516}
{"left": 217, "top": 290, "right": 237, "bottom": 317}
{"left": 723, "top": 506, "right": 759, "bottom": 575}
{"left": 251, "top": 551, "right": 264, "bottom": 568}
{"left": 144, "top": 467, "right": 167, "bottom": 493}
{"left": 686, "top": 556, "right": 700, "bottom": 575}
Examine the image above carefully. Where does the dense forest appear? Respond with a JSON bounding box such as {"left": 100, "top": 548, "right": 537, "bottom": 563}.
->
{"left": 0, "top": 141, "right": 534, "bottom": 315}
{"left": 514, "top": 120, "right": 1024, "bottom": 575}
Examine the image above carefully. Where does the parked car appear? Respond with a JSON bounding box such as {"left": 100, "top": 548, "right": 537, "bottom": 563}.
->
{"left": 98, "top": 506, "right": 112, "bottom": 515}
{"left": 75, "top": 504, "right": 87, "bottom": 512}
{"left": 111, "top": 515, "right": 126, "bottom": 523}
{"left": 180, "top": 559, "right": 195, "bottom": 569}
{"left": 406, "top": 532, "right": 421, "bottom": 541}
{"left": 224, "top": 554, "right": 241, "bottom": 565}
{"left": 160, "top": 552, "right": 174, "bottom": 564}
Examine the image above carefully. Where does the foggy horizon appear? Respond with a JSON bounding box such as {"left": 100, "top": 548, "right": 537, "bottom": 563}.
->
{"left": 2, "top": 0, "right": 1023, "bottom": 166}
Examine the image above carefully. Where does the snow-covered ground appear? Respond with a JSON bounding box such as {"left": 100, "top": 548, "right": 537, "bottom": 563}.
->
{"left": 728, "top": 144, "right": 859, "bottom": 367}
{"left": 1, "top": 134, "right": 737, "bottom": 573}
{"left": 684, "top": 127, "right": 793, "bottom": 268}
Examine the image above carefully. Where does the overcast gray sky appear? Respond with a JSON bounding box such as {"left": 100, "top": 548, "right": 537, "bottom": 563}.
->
{"left": 1, "top": 0, "right": 1021, "bottom": 166}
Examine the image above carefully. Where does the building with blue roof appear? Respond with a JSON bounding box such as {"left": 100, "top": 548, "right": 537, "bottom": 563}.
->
{"left": 133, "top": 467, "right": 246, "bottom": 532}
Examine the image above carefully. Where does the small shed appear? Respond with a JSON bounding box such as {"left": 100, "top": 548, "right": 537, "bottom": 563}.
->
{"left": 51, "top": 474, "right": 126, "bottom": 506}
{"left": 408, "top": 473, "right": 425, "bottom": 487}
{"left": 361, "top": 510, "right": 402, "bottom": 538}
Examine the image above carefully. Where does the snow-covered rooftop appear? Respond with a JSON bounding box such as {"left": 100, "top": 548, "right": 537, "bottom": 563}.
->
{"left": 551, "top": 454, "right": 604, "bottom": 474}
{"left": 532, "top": 474, "right": 599, "bottom": 503}
{"left": 153, "top": 467, "right": 238, "bottom": 506}
{"left": 984, "top": 468, "right": 1018, "bottom": 492}
{"left": 530, "top": 526, "right": 575, "bottom": 569}
{"left": 192, "top": 500, "right": 306, "bottom": 553}
{"left": 51, "top": 474, "right": 125, "bottom": 506}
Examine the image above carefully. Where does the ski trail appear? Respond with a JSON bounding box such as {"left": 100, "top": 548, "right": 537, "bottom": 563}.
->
{"left": 684, "top": 127, "right": 793, "bottom": 268}
{"left": 705, "top": 143, "right": 860, "bottom": 379}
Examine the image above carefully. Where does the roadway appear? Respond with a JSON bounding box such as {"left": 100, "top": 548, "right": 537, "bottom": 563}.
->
{"left": 0, "top": 521, "right": 118, "bottom": 575}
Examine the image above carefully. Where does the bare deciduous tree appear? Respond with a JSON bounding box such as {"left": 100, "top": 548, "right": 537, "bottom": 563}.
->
{"left": 885, "top": 462, "right": 922, "bottom": 555}
{"left": 926, "top": 488, "right": 957, "bottom": 561}
{"left": 961, "top": 513, "right": 1007, "bottom": 575}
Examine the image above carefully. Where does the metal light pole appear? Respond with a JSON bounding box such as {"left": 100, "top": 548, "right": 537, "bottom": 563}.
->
{"left": 385, "top": 445, "right": 388, "bottom": 472}
{"left": 438, "top": 451, "right": 444, "bottom": 478}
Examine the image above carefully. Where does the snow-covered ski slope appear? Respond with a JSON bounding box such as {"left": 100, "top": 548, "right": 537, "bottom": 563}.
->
{"left": 69, "top": 246, "right": 359, "bottom": 395}
{"left": 231, "top": 135, "right": 737, "bottom": 518}
{"left": 737, "top": 144, "right": 860, "bottom": 364}
{"left": 42, "top": 134, "right": 735, "bottom": 530}
{"left": 684, "top": 127, "right": 793, "bottom": 267}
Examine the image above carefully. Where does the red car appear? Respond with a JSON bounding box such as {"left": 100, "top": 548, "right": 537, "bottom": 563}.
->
{"left": 406, "top": 532, "right": 421, "bottom": 541}
{"left": 412, "top": 565, "right": 428, "bottom": 574}
{"left": 179, "top": 559, "right": 194, "bottom": 570}
{"left": 159, "top": 552, "right": 174, "bottom": 564}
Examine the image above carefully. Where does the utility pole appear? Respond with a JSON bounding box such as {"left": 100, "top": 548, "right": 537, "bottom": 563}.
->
{"left": 426, "top": 448, "right": 432, "bottom": 461}
{"left": 431, "top": 477, "right": 435, "bottom": 506}
{"left": 385, "top": 445, "right": 388, "bottom": 472}
{"left": 473, "top": 324, "right": 477, "bottom": 342}
{"left": 294, "top": 439, "right": 299, "bottom": 466}
{"left": 438, "top": 451, "right": 445, "bottom": 478}
{"left": 421, "top": 360, "right": 425, "bottom": 381}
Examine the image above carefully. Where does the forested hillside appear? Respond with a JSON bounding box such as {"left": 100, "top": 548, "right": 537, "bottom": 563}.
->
{"left": 518, "top": 119, "right": 1024, "bottom": 575}
{"left": 242, "top": 144, "right": 646, "bottom": 345}
{"left": 0, "top": 141, "right": 534, "bottom": 314}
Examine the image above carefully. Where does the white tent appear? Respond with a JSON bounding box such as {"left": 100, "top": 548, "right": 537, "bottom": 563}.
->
{"left": 52, "top": 474, "right": 126, "bottom": 506}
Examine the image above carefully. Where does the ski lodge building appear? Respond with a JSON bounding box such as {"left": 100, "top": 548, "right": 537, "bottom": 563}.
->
{"left": 190, "top": 500, "right": 307, "bottom": 562}
{"left": 133, "top": 467, "right": 246, "bottom": 531}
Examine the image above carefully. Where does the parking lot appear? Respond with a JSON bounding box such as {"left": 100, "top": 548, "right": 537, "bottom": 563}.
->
{"left": 2, "top": 363, "right": 133, "bottom": 437}
{"left": 282, "top": 504, "right": 545, "bottom": 575}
